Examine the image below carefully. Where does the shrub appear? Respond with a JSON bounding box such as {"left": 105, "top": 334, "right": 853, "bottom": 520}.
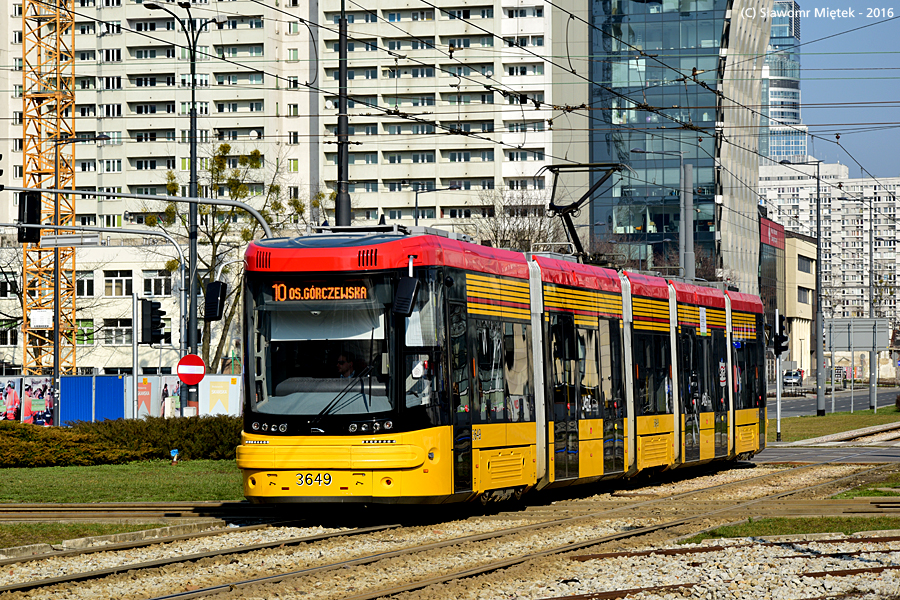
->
{"left": 70, "top": 415, "right": 243, "bottom": 461}
{"left": 0, "top": 421, "right": 155, "bottom": 468}
{"left": 0, "top": 416, "right": 242, "bottom": 468}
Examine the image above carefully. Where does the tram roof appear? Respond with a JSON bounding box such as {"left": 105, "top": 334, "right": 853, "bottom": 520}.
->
{"left": 531, "top": 255, "right": 621, "bottom": 293}
{"left": 246, "top": 232, "right": 530, "bottom": 279}
{"left": 670, "top": 280, "right": 726, "bottom": 309}
{"left": 623, "top": 271, "right": 670, "bottom": 300}
{"left": 726, "top": 290, "right": 764, "bottom": 314}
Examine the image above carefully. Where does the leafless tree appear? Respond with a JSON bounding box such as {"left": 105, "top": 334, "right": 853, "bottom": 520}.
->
{"left": 460, "top": 189, "right": 566, "bottom": 253}
{"left": 150, "top": 142, "right": 292, "bottom": 372}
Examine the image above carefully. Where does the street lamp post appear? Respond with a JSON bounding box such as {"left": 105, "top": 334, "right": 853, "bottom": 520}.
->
{"left": 782, "top": 158, "right": 824, "bottom": 416}
{"left": 145, "top": 3, "right": 225, "bottom": 407}
{"left": 50, "top": 134, "right": 109, "bottom": 385}
{"left": 630, "top": 148, "right": 689, "bottom": 278}
{"left": 412, "top": 184, "right": 460, "bottom": 226}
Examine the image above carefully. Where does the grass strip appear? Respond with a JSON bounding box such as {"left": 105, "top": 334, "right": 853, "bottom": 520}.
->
{"left": 0, "top": 522, "right": 167, "bottom": 550}
{"left": 0, "top": 459, "right": 243, "bottom": 503}
{"left": 767, "top": 406, "right": 900, "bottom": 443}
{"left": 681, "top": 516, "right": 900, "bottom": 545}
{"left": 832, "top": 469, "right": 900, "bottom": 498}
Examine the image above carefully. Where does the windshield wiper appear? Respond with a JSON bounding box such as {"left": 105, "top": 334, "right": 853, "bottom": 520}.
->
{"left": 311, "top": 365, "right": 374, "bottom": 422}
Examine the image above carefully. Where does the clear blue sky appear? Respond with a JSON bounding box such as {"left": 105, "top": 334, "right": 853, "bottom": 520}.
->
{"left": 799, "top": 7, "right": 900, "bottom": 177}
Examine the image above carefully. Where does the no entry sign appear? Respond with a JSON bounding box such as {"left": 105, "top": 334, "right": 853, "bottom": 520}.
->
{"left": 177, "top": 354, "right": 206, "bottom": 386}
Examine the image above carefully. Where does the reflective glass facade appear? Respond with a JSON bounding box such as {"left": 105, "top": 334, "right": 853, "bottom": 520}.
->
{"left": 590, "top": 0, "right": 773, "bottom": 292}
{"left": 762, "top": 0, "right": 806, "bottom": 159}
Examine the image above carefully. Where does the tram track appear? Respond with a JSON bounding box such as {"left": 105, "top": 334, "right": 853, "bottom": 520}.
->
{"left": 0, "top": 460, "right": 887, "bottom": 600}
{"left": 0, "top": 502, "right": 261, "bottom": 523}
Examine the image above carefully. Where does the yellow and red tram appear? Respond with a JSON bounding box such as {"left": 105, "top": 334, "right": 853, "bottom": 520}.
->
{"left": 237, "top": 228, "right": 766, "bottom": 504}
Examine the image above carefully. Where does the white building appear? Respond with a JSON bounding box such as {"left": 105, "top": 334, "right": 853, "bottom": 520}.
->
{"left": 0, "top": 1, "right": 592, "bottom": 373}
{"left": 315, "top": 0, "right": 590, "bottom": 225}
{"left": 759, "top": 159, "right": 899, "bottom": 324}
{"left": 0, "top": 1, "right": 315, "bottom": 374}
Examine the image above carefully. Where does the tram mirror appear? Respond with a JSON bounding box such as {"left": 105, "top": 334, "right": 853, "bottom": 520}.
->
{"left": 393, "top": 277, "right": 419, "bottom": 316}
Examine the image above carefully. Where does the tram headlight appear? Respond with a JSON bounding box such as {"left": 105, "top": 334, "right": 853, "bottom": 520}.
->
{"left": 361, "top": 423, "right": 370, "bottom": 432}
{"left": 251, "top": 422, "right": 260, "bottom": 431}
{"left": 373, "top": 422, "right": 381, "bottom": 432}
{"left": 349, "top": 423, "right": 358, "bottom": 432}
{"left": 261, "top": 423, "right": 268, "bottom": 431}
{"left": 383, "top": 420, "right": 393, "bottom": 430}
{"left": 279, "top": 424, "right": 287, "bottom": 433}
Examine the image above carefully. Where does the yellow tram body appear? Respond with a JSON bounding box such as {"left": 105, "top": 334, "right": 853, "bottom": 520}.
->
{"left": 239, "top": 231, "right": 766, "bottom": 504}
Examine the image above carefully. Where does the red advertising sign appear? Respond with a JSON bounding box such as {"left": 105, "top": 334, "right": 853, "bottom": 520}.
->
{"left": 760, "top": 218, "right": 785, "bottom": 250}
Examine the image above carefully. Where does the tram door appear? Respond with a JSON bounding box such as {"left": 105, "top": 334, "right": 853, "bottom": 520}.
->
{"left": 449, "top": 304, "right": 472, "bottom": 493}
{"left": 599, "top": 318, "right": 626, "bottom": 475}
{"left": 679, "top": 328, "right": 701, "bottom": 463}
{"left": 549, "top": 314, "right": 578, "bottom": 481}
{"left": 713, "top": 330, "right": 728, "bottom": 457}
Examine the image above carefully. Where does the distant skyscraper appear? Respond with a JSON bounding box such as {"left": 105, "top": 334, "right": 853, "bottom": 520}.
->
{"left": 761, "top": 0, "right": 807, "bottom": 162}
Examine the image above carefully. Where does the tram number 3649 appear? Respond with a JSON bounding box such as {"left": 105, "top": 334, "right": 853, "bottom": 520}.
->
{"left": 296, "top": 472, "right": 333, "bottom": 486}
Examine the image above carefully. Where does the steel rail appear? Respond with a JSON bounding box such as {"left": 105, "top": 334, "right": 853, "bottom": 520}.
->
{"left": 5, "top": 457, "right": 889, "bottom": 598}
{"left": 0, "top": 525, "right": 397, "bottom": 595}
{"left": 133, "top": 463, "right": 891, "bottom": 600}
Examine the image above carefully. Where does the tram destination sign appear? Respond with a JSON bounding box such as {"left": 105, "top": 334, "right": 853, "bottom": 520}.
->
{"left": 271, "top": 283, "right": 368, "bottom": 302}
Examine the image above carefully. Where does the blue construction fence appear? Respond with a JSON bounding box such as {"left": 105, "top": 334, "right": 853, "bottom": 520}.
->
{"left": 1, "top": 375, "right": 243, "bottom": 426}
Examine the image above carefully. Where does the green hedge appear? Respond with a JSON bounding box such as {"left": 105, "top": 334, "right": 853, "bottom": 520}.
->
{"left": 0, "top": 416, "right": 243, "bottom": 468}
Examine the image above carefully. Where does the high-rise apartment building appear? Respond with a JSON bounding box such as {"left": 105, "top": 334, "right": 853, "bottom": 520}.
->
{"left": 0, "top": 0, "right": 316, "bottom": 373}
{"left": 760, "top": 161, "right": 900, "bottom": 323}
{"left": 588, "top": 0, "right": 775, "bottom": 294}
{"left": 0, "top": 0, "right": 594, "bottom": 373}
{"left": 315, "top": 0, "right": 590, "bottom": 227}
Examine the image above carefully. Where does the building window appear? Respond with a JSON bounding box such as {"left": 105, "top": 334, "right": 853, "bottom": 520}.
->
{"left": 798, "top": 255, "right": 812, "bottom": 273}
{"left": 144, "top": 270, "right": 172, "bottom": 296}
{"left": 798, "top": 287, "right": 810, "bottom": 304}
{"left": 0, "top": 278, "right": 17, "bottom": 298}
{"left": 104, "top": 270, "right": 133, "bottom": 297}
{"left": 0, "top": 322, "right": 17, "bottom": 347}
{"left": 103, "top": 319, "right": 132, "bottom": 346}
{"left": 76, "top": 271, "right": 94, "bottom": 297}
{"left": 77, "top": 320, "right": 94, "bottom": 346}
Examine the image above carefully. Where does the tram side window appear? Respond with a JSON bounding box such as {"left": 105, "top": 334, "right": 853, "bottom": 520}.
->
{"left": 503, "top": 322, "right": 534, "bottom": 422}
{"left": 679, "top": 328, "right": 699, "bottom": 414}
{"left": 473, "top": 319, "right": 507, "bottom": 422}
{"left": 699, "top": 334, "right": 717, "bottom": 412}
{"left": 633, "top": 332, "right": 672, "bottom": 415}
{"left": 449, "top": 304, "right": 470, "bottom": 416}
{"left": 404, "top": 274, "right": 448, "bottom": 424}
{"left": 550, "top": 314, "right": 577, "bottom": 421}
{"left": 712, "top": 329, "right": 728, "bottom": 410}
{"left": 598, "top": 318, "right": 625, "bottom": 421}
{"left": 732, "top": 340, "right": 751, "bottom": 410}
{"left": 577, "top": 327, "right": 601, "bottom": 419}
{"left": 756, "top": 316, "right": 766, "bottom": 408}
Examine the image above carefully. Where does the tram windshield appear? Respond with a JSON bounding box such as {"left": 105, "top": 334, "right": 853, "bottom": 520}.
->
{"left": 250, "top": 275, "right": 392, "bottom": 417}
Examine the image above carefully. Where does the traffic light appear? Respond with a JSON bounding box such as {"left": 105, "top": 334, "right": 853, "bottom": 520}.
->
{"left": 774, "top": 313, "right": 789, "bottom": 356}
{"left": 204, "top": 281, "right": 227, "bottom": 321}
{"left": 17, "top": 190, "right": 41, "bottom": 244}
{"left": 140, "top": 298, "right": 166, "bottom": 345}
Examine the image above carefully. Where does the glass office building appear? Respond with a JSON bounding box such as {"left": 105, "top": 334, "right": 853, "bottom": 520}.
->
{"left": 589, "top": 0, "right": 774, "bottom": 293}
{"left": 762, "top": 0, "right": 806, "bottom": 161}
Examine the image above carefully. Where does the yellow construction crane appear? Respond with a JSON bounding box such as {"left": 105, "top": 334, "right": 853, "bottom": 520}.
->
{"left": 21, "top": 0, "right": 77, "bottom": 376}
